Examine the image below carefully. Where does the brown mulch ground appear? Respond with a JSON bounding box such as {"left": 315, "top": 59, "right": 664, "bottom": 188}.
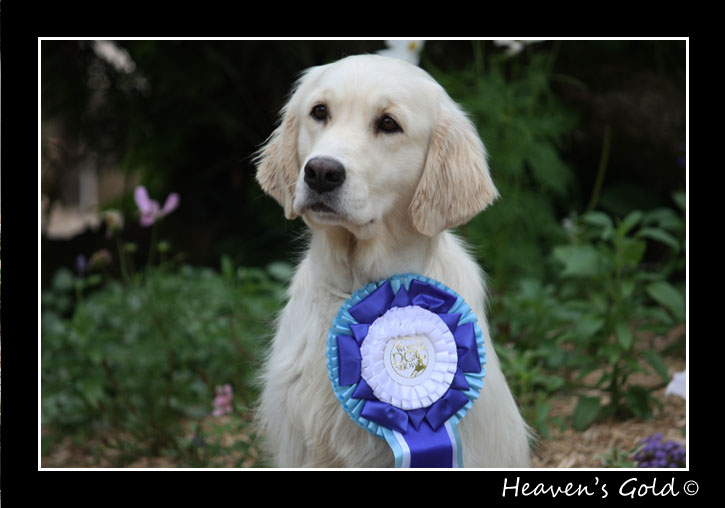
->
{"left": 41, "top": 414, "right": 264, "bottom": 469}
{"left": 531, "top": 325, "right": 687, "bottom": 468}
{"left": 531, "top": 359, "right": 686, "bottom": 468}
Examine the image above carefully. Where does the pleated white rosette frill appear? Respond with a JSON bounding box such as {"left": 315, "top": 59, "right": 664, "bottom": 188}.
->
{"left": 359, "top": 306, "right": 458, "bottom": 411}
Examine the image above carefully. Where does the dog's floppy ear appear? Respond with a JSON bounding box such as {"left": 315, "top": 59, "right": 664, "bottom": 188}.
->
{"left": 409, "top": 98, "right": 499, "bottom": 236}
{"left": 255, "top": 81, "right": 305, "bottom": 220}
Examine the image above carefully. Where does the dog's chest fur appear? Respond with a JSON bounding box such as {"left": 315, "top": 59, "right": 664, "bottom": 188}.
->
{"left": 257, "top": 229, "right": 500, "bottom": 467}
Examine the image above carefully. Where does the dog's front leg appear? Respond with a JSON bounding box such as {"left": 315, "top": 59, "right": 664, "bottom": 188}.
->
{"left": 257, "top": 368, "right": 310, "bottom": 467}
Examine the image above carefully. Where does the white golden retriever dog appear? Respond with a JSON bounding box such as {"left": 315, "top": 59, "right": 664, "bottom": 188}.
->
{"left": 255, "top": 54, "right": 531, "bottom": 468}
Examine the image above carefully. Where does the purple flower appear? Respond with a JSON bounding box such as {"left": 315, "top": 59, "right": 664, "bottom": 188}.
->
{"left": 134, "top": 185, "right": 180, "bottom": 227}
{"left": 635, "top": 433, "right": 686, "bottom": 468}
{"left": 75, "top": 254, "right": 87, "bottom": 277}
{"left": 191, "top": 433, "right": 206, "bottom": 448}
{"left": 212, "top": 384, "right": 234, "bottom": 417}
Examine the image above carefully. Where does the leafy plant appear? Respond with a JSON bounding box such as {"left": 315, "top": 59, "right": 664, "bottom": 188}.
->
{"left": 495, "top": 343, "right": 564, "bottom": 440}
{"left": 549, "top": 199, "right": 685, "bottom": 429}
{"left": 183, "top": 415, "right": 267, "bottom": 468}
{"left": 41, "top": 259, "right": 287, "bottom": 463}
{"left": 597, "top": 445, "right": 641, "bottom": 468}
{"left": 41, "top": 186, "right": 290, "bottom": 465}
{"left": 492, "top": 194, "right": 685, "bottom": 433}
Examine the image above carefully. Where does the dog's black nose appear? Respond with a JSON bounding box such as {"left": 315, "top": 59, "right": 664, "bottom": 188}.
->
{"left": 304, "top": 157, "right": 346, "bottom": 194}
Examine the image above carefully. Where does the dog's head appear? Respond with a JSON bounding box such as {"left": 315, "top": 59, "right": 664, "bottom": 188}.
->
{"left": 255, "top": 54, "right": 498, "bottom": 237}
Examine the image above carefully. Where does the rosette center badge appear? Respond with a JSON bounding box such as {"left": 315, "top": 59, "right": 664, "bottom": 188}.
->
{"left": 387, "top": 335, "right": 431, "bottom": 380}
{"left": 326, "top": 273, "right": 487, "bottom": 468}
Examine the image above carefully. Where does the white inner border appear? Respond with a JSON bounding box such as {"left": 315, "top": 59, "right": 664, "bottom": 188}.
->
{"left": 37, "top": 37, "right": 689, "bottom": 473}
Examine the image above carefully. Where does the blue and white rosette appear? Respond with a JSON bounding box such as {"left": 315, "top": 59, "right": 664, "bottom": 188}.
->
{"left": 326, "top": 273, "right": 486, "bottom": 468}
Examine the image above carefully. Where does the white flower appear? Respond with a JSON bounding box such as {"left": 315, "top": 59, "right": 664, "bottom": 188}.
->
{"left": 665, "top": 370, "right": 686, "bottom": 399}
{"left": 562, "top": 217, "right": 575, "bottom": 233}
{"left": 376, "top": 40, "right": 425, "bottom": 66}
{"left": 493, "top": 40, "right": 542, "bottom": 58}
{"left": 102, "top": 209, "right": 124, "bottom": 235}
{"left": 92, "top": 40, "right": 136, "bottom": 74}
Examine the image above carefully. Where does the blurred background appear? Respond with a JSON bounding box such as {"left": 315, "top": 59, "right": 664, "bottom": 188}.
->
{"left": 40, "top": 39, "right": 687, "bottom": 468}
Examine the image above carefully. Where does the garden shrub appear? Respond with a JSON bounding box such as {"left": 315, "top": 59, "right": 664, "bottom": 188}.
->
{"left": 495, "top": 194, "right": 685, "bottom": 433}
{"left": 41, "top": 258, "right": 289, "bottom": 460}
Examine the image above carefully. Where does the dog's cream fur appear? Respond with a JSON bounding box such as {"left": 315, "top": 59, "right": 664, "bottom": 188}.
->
{"left": 255, "top": 54, "right": 531, "bottom": 467}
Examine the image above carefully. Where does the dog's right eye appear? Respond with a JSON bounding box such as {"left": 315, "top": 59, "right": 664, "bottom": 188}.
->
{"left": 311, "top": 104, "right": 328, "bottom": 121}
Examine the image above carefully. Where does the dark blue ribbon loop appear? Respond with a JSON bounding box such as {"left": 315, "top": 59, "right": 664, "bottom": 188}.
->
{"left": 390, "top": 285, "right": 411, "bottom": 308}
{"left": 351, "top": 377, "right": 376, "bottom": 400}
{"left": 425, "top": 389, "right": 470, "bottom": 431}
{"left": 361, "top": 400, "right": 409, "bottom": 433}
{"left": 337, "top": 335, "right": 361, "bottom": 386}
{"left": 349, "top": 323, "right": 370, "bottom": 345}
{"left": 450, "top": 368, "right": 471, "bottom": 391}
{"left": 438, "top": 313, "right": 462, "bottom": 334}
{"left": 454, "top": 322, "right": 482, "bottom": 373}
{"left": 408, "top": 279, "right": 457, "bottom": 314}
{"left": 406, "top": 408, "right": 427, "bottom": 431}
{"left": 349, "top": 280, "right": 395, "bottom": 324}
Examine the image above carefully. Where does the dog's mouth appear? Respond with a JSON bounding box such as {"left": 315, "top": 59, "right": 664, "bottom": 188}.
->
{"left": 300, "top": 198, "right": 378, "bottom": 238}
{"left": 308, "top": 202, "right": 337, "bottom": 214}
{"left": 302, "top": 200, "right": 353, "bottom": 225}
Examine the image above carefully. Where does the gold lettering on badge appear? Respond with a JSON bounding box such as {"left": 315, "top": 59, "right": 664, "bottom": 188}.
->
{"left": 389, "top": 336, "right": 429, "bottom": 379}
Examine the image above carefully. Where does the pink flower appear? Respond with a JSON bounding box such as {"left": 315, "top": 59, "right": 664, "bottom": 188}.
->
{"left": 134, "top": 185, "right": 180, "bottom": 227}
{"left": 88, "top": 248, "right": 112, "bottom": 270}
{"left": 212, "top": 384, "right": 234, "bottom": 417}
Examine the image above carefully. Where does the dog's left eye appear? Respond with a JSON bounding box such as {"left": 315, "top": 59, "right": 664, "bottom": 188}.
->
{"left": 311, "top": 104, "right": 328, "bottom": 121}
{"left": 377, "top": 115, "right": 402, "bottom": 134}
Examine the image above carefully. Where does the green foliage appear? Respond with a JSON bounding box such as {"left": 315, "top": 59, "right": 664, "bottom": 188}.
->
{"left": 556, "top": 205, "right": 684, "bottom": 427}
{"left": 428, "top": 43, "right": 577, "bottom": 286}
{"left": 183, "top": 417, "right": 267, "bottom": 468}
{"left": 496, "top": 194, "right": 685, "bottom": 433}
{"left": 495, "top": 344, "right": 564, "bottom": 439}
{"left": 41, "top": 258, "right": 288, "bottom": 464}
{"left": 572, "top": 397, "right": 603, "bottom": 432}
{"left": 597, "top": 444, "right": 642, "bottom": 468}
